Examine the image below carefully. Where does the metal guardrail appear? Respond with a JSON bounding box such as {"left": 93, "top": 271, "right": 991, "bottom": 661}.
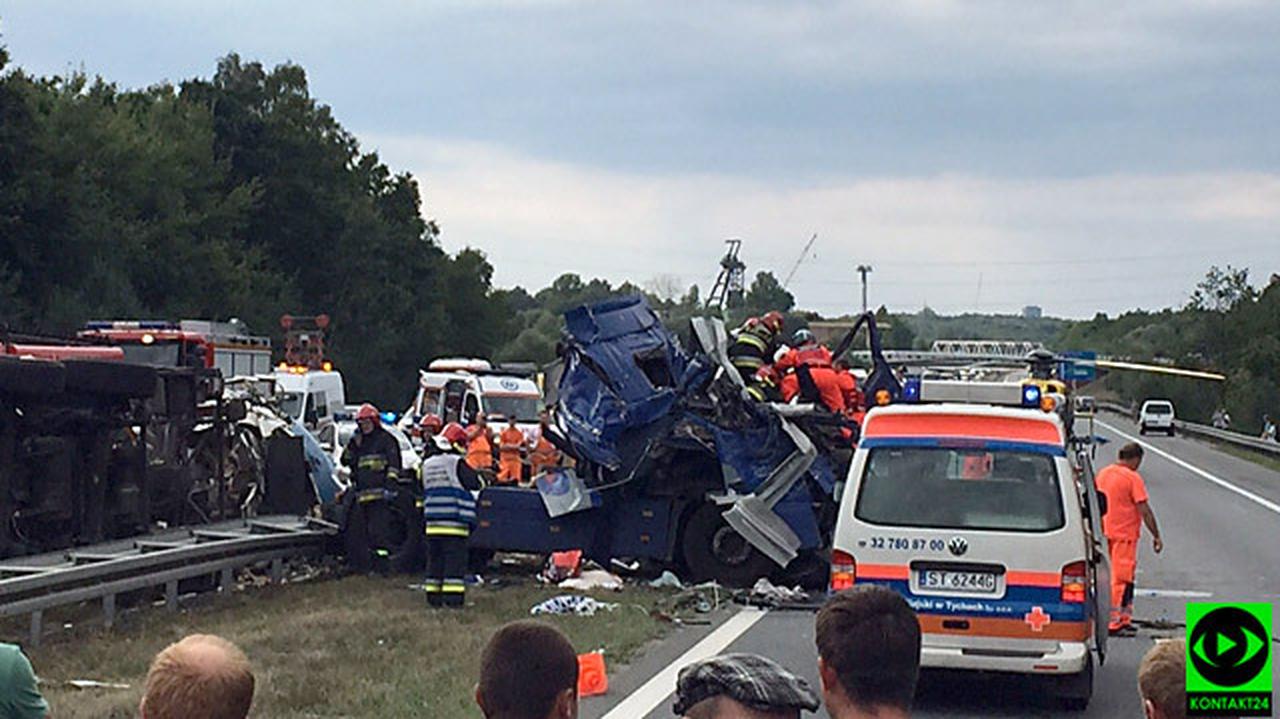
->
{"left": 0, "top": 515, "right": 334, "bottom": 645}
{"left": 1095, "top": 402, "right": 1280, "bottom": 457}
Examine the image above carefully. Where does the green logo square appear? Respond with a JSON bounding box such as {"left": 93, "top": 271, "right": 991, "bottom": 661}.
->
{"left": 1186, "top": 602, "right": 1273, "bottom": 717}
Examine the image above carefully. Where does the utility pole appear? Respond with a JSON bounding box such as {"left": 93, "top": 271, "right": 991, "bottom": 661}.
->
{"left": 855, "top": 264, "right": 873, "bottom": 314}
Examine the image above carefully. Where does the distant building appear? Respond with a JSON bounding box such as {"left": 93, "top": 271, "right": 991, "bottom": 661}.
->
{"left": 1022, "top": 305, "right": 1043, "bottom": 319}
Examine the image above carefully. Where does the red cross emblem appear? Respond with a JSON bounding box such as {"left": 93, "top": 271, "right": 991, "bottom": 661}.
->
{"left": 1024, "top": 606, "right": 1052, "bottom": 632}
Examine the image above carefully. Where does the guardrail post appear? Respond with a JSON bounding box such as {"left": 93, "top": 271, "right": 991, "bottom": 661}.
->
{"left": 219, "top": 567, "right": 234, "bottom": 592}
{"left": 103, "top": 593, "right": 116, "bottom": 628}
{"left": 29, "top": 610, "right": 42, "bottom": 647}
{"left": 270, "top": 558, "right": 283, "bottom": 584}
{"left": 165, "top": 580, "right": 178, "bottom": 611}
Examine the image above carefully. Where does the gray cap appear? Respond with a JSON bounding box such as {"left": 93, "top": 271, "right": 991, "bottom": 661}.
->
{"left": 673, "top": 653, "right": 820, "bottom": 715}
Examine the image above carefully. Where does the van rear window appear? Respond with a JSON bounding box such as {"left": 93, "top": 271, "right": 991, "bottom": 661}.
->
{"left": 1145, "top": 404, "right": 1173, "bottom": 415}
{"left": 854, "top": 446, "right": 1065, "bottom": 532}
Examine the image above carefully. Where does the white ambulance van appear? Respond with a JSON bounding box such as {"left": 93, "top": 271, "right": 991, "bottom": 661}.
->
{"left": 830, "top": 379, "right": 1110, "bottom": 709}
{"left": 401, "top": 358, "right": 543, "bottom": 435}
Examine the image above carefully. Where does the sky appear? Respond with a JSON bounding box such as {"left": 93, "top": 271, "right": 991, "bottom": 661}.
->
{"left": 4, "top": 0, "right": 1278, "bottom": 318}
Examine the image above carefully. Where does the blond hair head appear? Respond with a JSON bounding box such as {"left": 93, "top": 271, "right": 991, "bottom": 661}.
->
{"left": 140, "top": 634, "right": 255, "bottom": 719}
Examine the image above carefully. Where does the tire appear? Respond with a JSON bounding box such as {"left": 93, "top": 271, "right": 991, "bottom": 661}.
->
{"left": 1056, "top": 653, "right": 1093, "bottom": 711}
{"left": 1138, "top": 425, "right": 1147, "bottom": 435}
{"left": 680, "top": 502, "right": 773, "bottom": 587}
{"left": 62, "top": 360, "right": 156, "bottom": 398}
{"left": 1168, "top": 427, "right": 1176, "bottom": 437}
{"left": 0, "top": 356, "right": 65, "bottom": 396}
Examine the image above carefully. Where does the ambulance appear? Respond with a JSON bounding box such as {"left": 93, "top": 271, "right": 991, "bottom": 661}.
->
{"left": 401, "top": 358, "right": 543, "bottom": 435}
{"left": 829, "top": 379, "right": 1110, "bottom": 709}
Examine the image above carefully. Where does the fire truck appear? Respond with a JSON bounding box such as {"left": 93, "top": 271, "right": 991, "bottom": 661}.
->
{"left": 78, "top": 319, "right": 272, "bottom": 378}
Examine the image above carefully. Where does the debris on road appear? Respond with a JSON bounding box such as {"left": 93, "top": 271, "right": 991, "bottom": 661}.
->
{"left": 530, "top": 595, "right": 620, "bottom": 617}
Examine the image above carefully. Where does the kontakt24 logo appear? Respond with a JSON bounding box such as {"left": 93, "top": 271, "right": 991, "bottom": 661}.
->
{"left": 1186, "top": 602, "right": 1273, "bottom": 717}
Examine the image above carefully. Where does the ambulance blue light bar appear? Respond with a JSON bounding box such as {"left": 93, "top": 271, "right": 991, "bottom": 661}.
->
{"left": 896, "top": 379, "right": 1043, "bottom": 408}
{"left": 1021, "top": 384, "right": 1042, "bottom": 407}
{"left": 84, "top": 320, "right": 179, "bottom": 330}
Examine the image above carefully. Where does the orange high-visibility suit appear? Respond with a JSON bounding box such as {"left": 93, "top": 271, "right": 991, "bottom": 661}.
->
{"left": 465, "top": 427, "right": 494, "bottom": 473}
{"left": 529, "top": 434, "right": 561, "bottom": 476}
{"left": 497, "top": 426, "right": 526, "bottom": 484}
{"left": 1096, "top": 463, "right": 1149, "bottom": 631}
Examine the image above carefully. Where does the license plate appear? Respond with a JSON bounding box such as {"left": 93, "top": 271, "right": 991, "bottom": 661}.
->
{"left": 917, "top": 569, "right": 997, "bottom": 593}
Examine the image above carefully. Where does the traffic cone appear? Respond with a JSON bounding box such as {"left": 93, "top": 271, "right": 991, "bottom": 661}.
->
{"left": 577, "top": 651, "right": 608, "bottom": 697}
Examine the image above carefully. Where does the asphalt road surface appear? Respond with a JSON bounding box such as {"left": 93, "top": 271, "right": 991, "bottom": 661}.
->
{"left": 584, "top": 412, "right": 1280, "bottom": 718}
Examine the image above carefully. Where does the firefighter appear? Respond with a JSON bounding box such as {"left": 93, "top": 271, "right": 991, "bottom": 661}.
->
{"left": 417, "top": 413, "right": 443, "bottom": 457}
{"left": 465, "top": 413, "right": 495, "bottom": 480}
{"left": 496, "top": 415, "right": 526, "bottom": 484}
{"left": 729, "top": 311, "right": 785, "bottom": 383}
{"left": 1096, "top": 442, "right": 1163, "bottom": 634}
{"left": 528, "top": 408, "right": 562, "bottom": 477}
{"left": 421, "top": 423, "right": 483, "bottom": 608}
{"left": 339, "top": 403, "right": 403, "bottom": 574}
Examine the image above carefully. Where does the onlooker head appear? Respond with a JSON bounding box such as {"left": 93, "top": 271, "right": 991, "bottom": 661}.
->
{"left": 477, "top": 621, "right": 578, "bottom": 719}
{"left": 1119, "top": 442, "right": 1145, "bottom": 469}
{"left": 816, "top": 586, "right": 921, "bottom": 719}
{"left": 0, "top": 641, "right": 49, "bottom": 719}
{"left": 673, "top": 653, "right": 819, "bottom": 719}
{"left": 1139, "top": 639, "right": 1188, "bottom": 719}
{"left": 139, "top": 634, "right": 254, "bottom": 719}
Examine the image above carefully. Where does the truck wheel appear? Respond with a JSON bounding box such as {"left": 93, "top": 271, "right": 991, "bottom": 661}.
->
{"left": 0, "top": 356, "right": 65, "bottom": 396}
{"left": 681, "top": 502, "right": 773, "bottom": 587}
{"left": 62, "top": 360, "right": 156, "bottom": 398}
{"left": 1056, "top": 653, "right": 1093, "bottom": 711}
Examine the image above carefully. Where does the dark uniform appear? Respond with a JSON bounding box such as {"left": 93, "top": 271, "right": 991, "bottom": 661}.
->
{"left": 340, "top": 424, "right": 403, "bottom": 574}
{"left": 728, "top": 320, "right": 779, "bottom": 382}
{"left": 419, "top": 451, "right": 483, "bottom": 607}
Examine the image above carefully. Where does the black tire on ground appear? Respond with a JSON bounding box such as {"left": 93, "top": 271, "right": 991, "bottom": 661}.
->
{"left": 0, "top": 356, "right": 65, "bottom": 396}
{"left": 680, "top": 502, "right": 774, "bottom": 588}
{"left": 62, "top": 360, "right": 156, "bottom": 397}
{"left": 1055, "top": 653, "right": 1093, "bottom": 711}
{"left": 780, "top": 549, "right": 831, "bottom": 591}
{"left": 1138, "top": 426, "right": 1147, "bottom": 435}
{"left": 1168, "top": 427, "right": 1176, "bottom": 437}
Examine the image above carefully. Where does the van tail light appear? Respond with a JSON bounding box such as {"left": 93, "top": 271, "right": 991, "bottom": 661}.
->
{"left": 830, "top": 550, "right": 856, "bottom": 592}
{"left": 1061, "top": 561, "right": 1088, "bottom": 603}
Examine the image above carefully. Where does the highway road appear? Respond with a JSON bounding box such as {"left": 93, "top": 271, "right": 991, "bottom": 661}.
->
{"left": 584, "top": 412, "right": 1280, "bottom": 718}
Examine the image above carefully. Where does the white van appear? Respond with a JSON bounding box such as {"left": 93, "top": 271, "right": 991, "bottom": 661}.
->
{"left": 830, "top": 380, "right": 1110, "bottom": 709}
{"left": 273, "top": 368, "right": 346, "bottom": 450}
{"left": 1138, "top": 399, "right": 1175, "bottom": 436}
{"left": 401, "top": 358, "right": 543, "bottom": 436}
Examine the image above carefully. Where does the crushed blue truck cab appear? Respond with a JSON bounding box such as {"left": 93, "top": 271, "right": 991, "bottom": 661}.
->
{"left": 468, "top": 296, "right": 898, "bottom": 586}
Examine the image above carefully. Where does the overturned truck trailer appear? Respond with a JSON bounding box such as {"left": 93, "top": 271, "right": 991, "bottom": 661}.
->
{"left": 0, "top": 353, "right": 314, "bottom": 559}
{"left": 470, "top": 296, "right": 899, "bottom": 586}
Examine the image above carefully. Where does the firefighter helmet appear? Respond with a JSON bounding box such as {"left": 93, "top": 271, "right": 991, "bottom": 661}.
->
{"left": 436, "top": 422, "right": 468, "bottom": 452}
{"left": 792, "top": 328, "right": 815, "bottom": 346}
{"left": 355, "top": 403, "right": 379, "bottom": 421}
{"left": 761, "top": 311, "right": 784, "bottom": 334}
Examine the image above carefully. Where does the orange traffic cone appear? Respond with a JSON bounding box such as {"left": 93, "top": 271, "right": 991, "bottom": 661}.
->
{"left": 578, "top": 651, "right": 608, "bottom": 697}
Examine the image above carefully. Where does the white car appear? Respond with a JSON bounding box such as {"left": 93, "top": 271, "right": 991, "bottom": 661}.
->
{"left": 1138, "top": 400, "right": 1176, "bottom": 436}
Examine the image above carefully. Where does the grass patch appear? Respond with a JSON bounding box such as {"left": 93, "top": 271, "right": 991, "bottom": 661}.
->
{"left": 8, "top": 573, "right": 673, "bottom": 718}
{"left": 1209, "top": 440, "right": 1280, "bottom": 474}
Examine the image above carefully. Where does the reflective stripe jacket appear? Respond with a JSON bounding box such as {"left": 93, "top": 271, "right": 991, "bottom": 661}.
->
{"left": 728, "top": 323, "right": 777, "bottom": 373}
{"left": 420, "top": 453, "right": 482, "bottom": 537}
{"left": 340, "top": 426, "right": 402, "bottom": 491}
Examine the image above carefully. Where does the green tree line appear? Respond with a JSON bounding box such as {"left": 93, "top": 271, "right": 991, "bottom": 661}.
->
{"left": 1057, "top": 267, "right": 1280, "bottom": 433}
{"left": 0, "top": 47, "right": 510, "bottom": 405}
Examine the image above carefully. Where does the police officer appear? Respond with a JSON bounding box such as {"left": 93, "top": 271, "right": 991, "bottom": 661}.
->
{"left": 421, "top": 423, "right": 484, "bottom": 608}
{"left": 340, "top": 403, "right": 403, "bottom": 574}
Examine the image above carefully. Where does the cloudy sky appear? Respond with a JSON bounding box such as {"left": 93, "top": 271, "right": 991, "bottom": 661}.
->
{"left": 5, "top": 1, "right": 1278, "bottom": 317}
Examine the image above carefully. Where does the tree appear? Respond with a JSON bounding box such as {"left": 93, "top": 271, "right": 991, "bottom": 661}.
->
{"left": 742, "top": 271, "right": 794, "bottom": 317}
{"left": 1187, "top": 265, "right": 1256, "bottom": 313}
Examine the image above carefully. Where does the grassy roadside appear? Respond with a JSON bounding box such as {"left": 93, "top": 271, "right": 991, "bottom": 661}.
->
{"left": 7, "top": 573, "right": 675, "bottom": 718}
{"left": 1208, "top": 439, "right": 1280, "bottom": 474}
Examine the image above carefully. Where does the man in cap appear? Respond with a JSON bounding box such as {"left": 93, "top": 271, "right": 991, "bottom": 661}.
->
{"left": 674, "top": 653, "right": 820, "bottom": 719}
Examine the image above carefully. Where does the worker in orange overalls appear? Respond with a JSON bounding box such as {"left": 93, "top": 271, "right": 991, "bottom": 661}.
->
{"left": 1095, "top": 442, "right": 1163, "bottom": 634}
{"left": 496, "top": 415, "right": 527, "bottom": 484}
{"left": 465, "top": 413, "right": 495, "bottom": 481}
{"left": 528, "top": 409, "right": 562, "bottom": 477}
{"left": 776, "top": 329, "right": 845, "bottom": 413}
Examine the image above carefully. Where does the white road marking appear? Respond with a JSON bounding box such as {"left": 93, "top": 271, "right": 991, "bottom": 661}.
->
{"left": 1096, "top": 419, "right": 1280, "bottom": 517}
{"left": 600, "top": 607, "right": 769, "bottom": 719}
{"left": 1136, "top": 588, "right": 1213, "bottom": 599}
